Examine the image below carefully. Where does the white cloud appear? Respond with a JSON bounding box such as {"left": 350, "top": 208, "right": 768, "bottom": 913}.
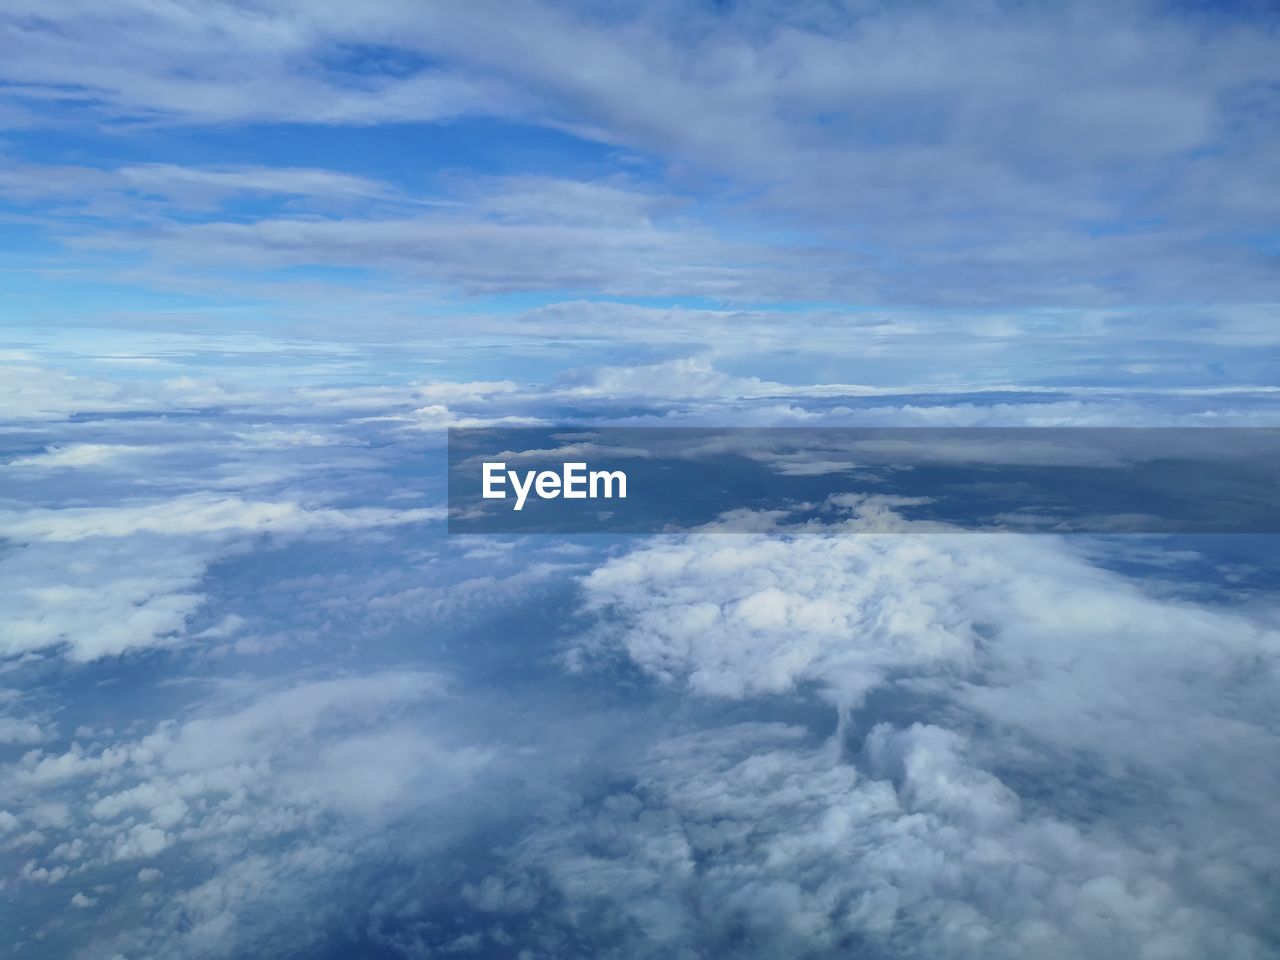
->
{"left": 505, "top": 717, "right": 1270, "bottom": 959}
{"left": 3, "top": 313, "right": 1279, "bottom": 960}
{"left": 5, "top": 443, "right": 150, "bottom": 470}
{"left": 576, "top": 519, "right": 1280, "bottom": 763}
{"left": 560, "top": 514, "right": 1280, "bottom": 956}
{"left": 0, "top": 536, "right": 216, "bottom": 660}
{"left": 0, "top": 489, "right": 443, "bottom": 661}
{"left": 3, "top": 2, "right": 1276, "bottom": 306}
{"left": 0, "top": 669, "right": 495, "bottom": 957}
{"left": 0, "top": 494, "right": 442, "bottom": 543}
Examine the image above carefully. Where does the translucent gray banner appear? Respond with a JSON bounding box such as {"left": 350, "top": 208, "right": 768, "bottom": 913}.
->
{"left": 447, "top": 428, "right": 1280, "bottom": 534}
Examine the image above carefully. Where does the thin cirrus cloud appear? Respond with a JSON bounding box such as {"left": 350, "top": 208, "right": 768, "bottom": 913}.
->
{"left": 1, "top": 1, "right": 1277, "bottom": 313}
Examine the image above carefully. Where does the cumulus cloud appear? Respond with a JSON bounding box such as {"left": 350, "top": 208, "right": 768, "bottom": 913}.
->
{"left": 4, "top": 305, "right": 1280, "bottom": 959}
{"left": 559, "top": 515, "right": 1280, "bottom": 956}
{"left": 0, "top": 670, "right": 494, "bottom": 956}
{"left": 575, "top": 517, "right": 1280, "bottom": 763}
{"left": 498, "top": 717, "right": 1272, "bottom": 959}
{"left": 0, "top": 493, "right": 444, "bottom": 661}
{"left": 0, "top": 538, "right": 210, "bottom": 660}
{"left": 0, "top": 366, "right": 460, "bottom": 663}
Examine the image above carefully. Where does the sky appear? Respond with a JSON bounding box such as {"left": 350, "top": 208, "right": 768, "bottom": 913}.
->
{"left": 1, "top": 2, "right": 1279, "bottom": 959}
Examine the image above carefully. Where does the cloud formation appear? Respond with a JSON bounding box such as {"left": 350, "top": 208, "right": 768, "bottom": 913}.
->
{"left": 3, "top": 2, "right": 1278, "bottom": 310}
{"left": 558, "top": 512, "right": 1280, "bottom": 956}
{"left": 1, "top": 5, "right": 1278, "bottom": 952}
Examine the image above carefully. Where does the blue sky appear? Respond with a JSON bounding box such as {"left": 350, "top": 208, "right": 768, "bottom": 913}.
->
{"left": 1, "top": 3, "right": 1280, "bottom": 959}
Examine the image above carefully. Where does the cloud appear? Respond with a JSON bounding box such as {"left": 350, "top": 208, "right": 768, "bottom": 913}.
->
{"left": 560, "top": 516, "right": 1280, "bottom": 956}
{"left": 66, "top": 177, "right": 815, "bottom": 300}
{"left": 4, "top": 2, "right": 1276, "bottom": 307}
{"left": 0, "top": 1, "right": 519, "bottom": 127}
{"left": 500, "top": 716, "right": 1272, "bottom": 959}
{"left": 0, "top": 669, "right": 496, "bottom": 956}
{"left": 575, "top": 519, "right": 1280, "bottom": 758}
{"left": 4, "top": 315, "right": 1280, "bottom": 957}
{"left": 0, "top": 494, "right": 442, "bottom": 542}
{"left": 576, "top": 529, "right": 980, "bottom": 702}
{"left": 0, "top": 366, "right": 455, "bottom": 663}
{"left": 5, "top": 443, "right": 151, "bottom": 470}
{"left": 0, "top": 538, "right": 210, "bottom": 660}
{"left": 0, "top": 157, "right": 397, "bottom": 209}
{"left": 0, "top": 492, "right": 443, "bottom": 661}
